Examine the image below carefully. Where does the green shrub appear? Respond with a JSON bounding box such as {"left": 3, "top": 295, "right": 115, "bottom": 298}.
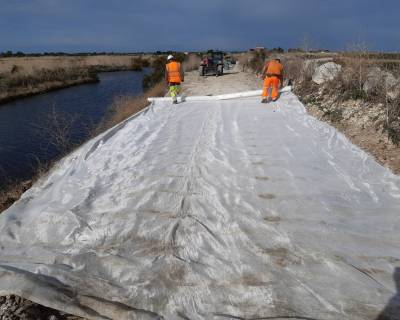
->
{"left": 11, "top": 65, "right": 20, "bottom": 74}
{"left": 131, "top": 57, "right": 144, "bottom": 71}
{"left": 142, "top": 52, "right": 189, "bottom": 91}
{"left": 248, "top": 51, "right": 267, "bottom": 73}
{"left": 142, "top": 56, "right": 166, "bottom": 91}
{"left": 141, "top": 59, "right": 150, "bottom": 68}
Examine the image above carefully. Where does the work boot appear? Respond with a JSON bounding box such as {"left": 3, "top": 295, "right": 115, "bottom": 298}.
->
{"left": 272, "top": 98, "right": 278, "bottom": 102}
{"left": 261, "top": 98, "right": 268, "bottom": 104}
{"left": 173, "top": 98, "right": 178, "bottom": 104}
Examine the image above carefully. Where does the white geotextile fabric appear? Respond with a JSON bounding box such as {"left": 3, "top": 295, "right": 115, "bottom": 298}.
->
{"left": 147, "top": 87, "right": 292, "bottom": 103}
{"left": 0, "top": 92, "right": 400, "bottom": 320}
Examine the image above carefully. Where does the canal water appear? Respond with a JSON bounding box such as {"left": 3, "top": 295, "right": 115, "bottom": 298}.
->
{"left": 0, "top": 70, "right": 150, "bottom": 187}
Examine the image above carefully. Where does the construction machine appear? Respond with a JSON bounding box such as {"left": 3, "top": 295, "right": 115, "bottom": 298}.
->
{"left": 199, "top": 50, "right": 224, "bottom": 76}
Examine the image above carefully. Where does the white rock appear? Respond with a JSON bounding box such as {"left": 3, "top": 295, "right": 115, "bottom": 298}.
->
{"left": 312, "top": 62, "right": 342, "bottom": 84}
{"left": 363, "top": 67, "right": 399, "bottom": 99}
{"left": 303, "top": 58, "right": 333, "bottom": 79}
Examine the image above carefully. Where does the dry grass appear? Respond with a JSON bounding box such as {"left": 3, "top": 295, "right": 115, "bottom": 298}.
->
{"left": 100, "top": 81, "right": 167, "bottom": 130}
{"left": 288, "top": 49, "right": 400, "bottom": 145}
{"left": 326, "top": 55, "right": 400, "bottom": 104}
{"left": 131, "top": 56, "right": 150, "bottom": 71}
{"left": 235, "top": 51, "right": 269, "bottom": 73}
{"left": 0, "top": 159, "right": 50, "bottom": 213}
{"left": 0, "top": 55, "right": 152, "bottom": 75}
{"left": 236, "top": 53, "right": 251, "bottom": 72}
{"left": 0, "top": 67, "right": 97, "bottom": 92}
{"left": 282, "top": 55, "right": 306, "bottom": 83}
{"left": 386, "top": 95, "right": 400, "bottom": 144}
{"left": 0, "top": 65, "right": 100, "bottom": 103}
{"left": 0, "top": 182, "right": 30, "bottom": 212}
{"left": 183, "top": 53, "right": 201, "bottom": 72}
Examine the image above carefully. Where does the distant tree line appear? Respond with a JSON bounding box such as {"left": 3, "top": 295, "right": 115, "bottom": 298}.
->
{"left": 287, "top": 48, "right": 331, "bottom": 53}
{"left": 1, "top": 51, "right": 26, "bottom": 57}
{"left": 0, "top": 51, "right": 151, "bottom": 58}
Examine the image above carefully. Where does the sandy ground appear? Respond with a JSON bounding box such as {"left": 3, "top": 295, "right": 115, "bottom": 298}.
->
{"left": 182, "top": 65, "right": 263, "bottom": 96}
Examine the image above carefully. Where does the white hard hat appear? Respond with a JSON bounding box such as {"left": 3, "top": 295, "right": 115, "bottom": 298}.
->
{"left": 167, "top": 55, "right": 174, "bottom": 60}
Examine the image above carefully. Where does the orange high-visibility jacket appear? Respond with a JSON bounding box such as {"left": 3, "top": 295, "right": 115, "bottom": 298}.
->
{"left": 166, "top": 61, "right": 182, "bottom": 83}
{"left": 265, "top": 60, "right": 283, "bottom": 77}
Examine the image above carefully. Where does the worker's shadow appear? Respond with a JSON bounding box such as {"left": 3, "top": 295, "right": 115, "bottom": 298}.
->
{"left": 375, "top": 267, "right": 400, "bottom": 320}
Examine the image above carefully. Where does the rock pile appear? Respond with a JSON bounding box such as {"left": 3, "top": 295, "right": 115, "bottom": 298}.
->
{"left": 0, "top": 296, "right": 83, "bottom": 320}
{"left": 312, "top": 62, "right": 342, "bottom": 85}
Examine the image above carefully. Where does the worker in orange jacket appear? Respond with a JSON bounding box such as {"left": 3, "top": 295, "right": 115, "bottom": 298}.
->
{"left": 261, "top": 58, "right": 284, "bottom": 103}
{"left": 165, "top": 55, "right": 184, "bottom": 104}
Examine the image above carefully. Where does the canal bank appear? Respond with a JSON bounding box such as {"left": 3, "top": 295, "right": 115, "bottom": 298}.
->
{"left": 0, "top": 75, "right": 99, "bottom": 105}
{"left": 0, "top": 70, "right": 152, "bottom": 210}
{"left": 0, "top": 54, "right": 154, "bottom": 104}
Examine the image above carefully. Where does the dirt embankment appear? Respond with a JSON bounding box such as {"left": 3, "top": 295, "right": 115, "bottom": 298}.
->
{"left": 298, "top": 89, "right": 400, "bottom": 175}
{"left": 288, "top": 54, "right": 400, "bottom": 175}
{"left": 0, "top": 55, "right": 152, "bottom": 104}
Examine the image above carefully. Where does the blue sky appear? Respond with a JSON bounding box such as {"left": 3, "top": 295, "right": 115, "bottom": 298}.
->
{"left": 1, "top": 0, "right": 399, "bottom": 52}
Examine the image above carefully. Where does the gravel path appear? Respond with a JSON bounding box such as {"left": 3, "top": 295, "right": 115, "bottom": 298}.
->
{"left": 181, "top": 65, "right": 262, "bottom": 96}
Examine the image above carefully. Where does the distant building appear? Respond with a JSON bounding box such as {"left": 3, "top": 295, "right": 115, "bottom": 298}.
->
{"left": 252, "top": 47, "right": 266, "bottom": 52}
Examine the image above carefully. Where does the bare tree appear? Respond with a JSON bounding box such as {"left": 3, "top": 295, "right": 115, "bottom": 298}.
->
{"left": 346, "top": 41, "right": 370, "bottom": 93}
{"left": 237, "top": 53, "right": 251, "bottom": 72}
{"left": 34, "top": 105, "right": 78, "bottom": 155}
{"left": 299, "top": 34, "right": 315, "bottom": 53}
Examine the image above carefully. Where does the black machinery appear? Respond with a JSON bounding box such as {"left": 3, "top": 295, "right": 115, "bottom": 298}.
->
{"left": 199, "top": 50, "right": 224, "bottom": 76}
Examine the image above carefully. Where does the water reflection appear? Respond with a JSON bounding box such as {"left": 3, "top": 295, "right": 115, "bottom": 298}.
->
{"left": 0, "top": 70, "right": 149, "bottom": 187}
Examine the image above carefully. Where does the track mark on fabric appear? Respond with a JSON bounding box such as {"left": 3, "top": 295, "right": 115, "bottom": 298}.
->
{"left": 259, "top": 193, "right": 276, "bottom": 200}
{"left": 239, "top": 272, "right": 271, "bottom": 287}
{"left": 263, "top": 216, "right": 281, "bottom": 223}
{"left": 261, "top": 247, "right": 302, "bottom": 267}
{"left": 255, "top": 176, "right": 270, "bottom": 181}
